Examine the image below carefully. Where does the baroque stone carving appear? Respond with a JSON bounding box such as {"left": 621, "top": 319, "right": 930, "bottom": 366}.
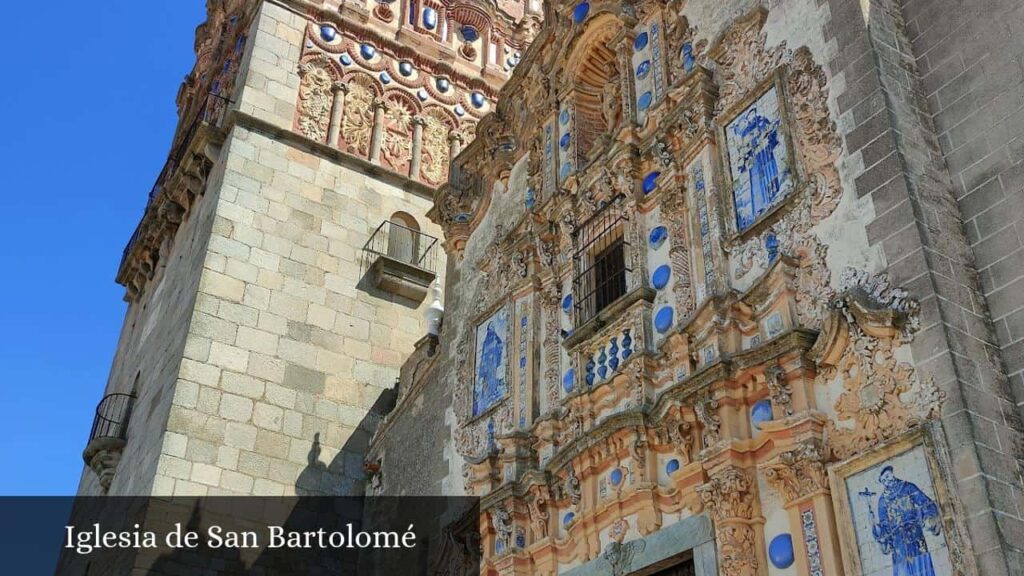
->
{"left": 697, "top": 466, "right": 759, "bottom": 576}
{"left": 760, "top": 438, "right": 828, "bottom": 503}
{"left": 297, "top": 60, "right": 336, "bottom": 142}
{"left": 765, "top": 364, "right": 793, "bottom": 417}
{"left": 695, "top": 393, "right": 721, "bottom": 448}
{"left": 341, "top": 79, "right": 374, "bottom": 156}
{"left": 818, "top": 269, "right": 943, "bottom": 460}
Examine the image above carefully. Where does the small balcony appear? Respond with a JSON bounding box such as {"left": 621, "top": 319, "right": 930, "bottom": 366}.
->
{"left": 362, "top": 220, "right": 439, "bottom": 302}
{"left": 82, "top": 393, "right": 135, "bottom": 491}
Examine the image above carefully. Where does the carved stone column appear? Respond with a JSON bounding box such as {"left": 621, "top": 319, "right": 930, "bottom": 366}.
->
{"left": 662, "top": 187, "right": 696, "bottom": 318}
{"left": 696, "top": 466, "right": 765, "bottom": 576}
{"left": 760, "top": 439, "right": 842, "bottom": 576}
{"left": 449, "top": 131, "right": 464, "bottom": 160}
{"left": 409, "top": 116, "right": 426, "bottom": 179}
{"left": 327, "top": 82, "right": 349, "bottom": 148}
{"left": 369, "top": 97, "right": 387, "bottom": 163}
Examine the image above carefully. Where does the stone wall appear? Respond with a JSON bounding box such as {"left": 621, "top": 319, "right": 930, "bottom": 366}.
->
{"left": 83, "top": 0, "right": 446, "bottom": 498}
{"left": 76, "top": 142, "right": 225, "bottom": 497}
{"left": 146, "top": 117, "right": 444, "bottom": 496}
{"left": 820, "top": 0, "right": 1024, "bottom": 571}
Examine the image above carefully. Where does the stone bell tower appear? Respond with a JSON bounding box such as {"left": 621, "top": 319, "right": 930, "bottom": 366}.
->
{"left": 77, "top": 0, "right": 540, "bottom": 497}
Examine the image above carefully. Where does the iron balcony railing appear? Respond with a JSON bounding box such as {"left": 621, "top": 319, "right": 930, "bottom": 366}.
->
{"left": 363, "top": 220, "right": 440, "bottom": 274}
{"left": 120, "top": 93, "right": 231, "bottom": 269}
{"left": 88, "top": 393, "right": 136, "bottom": 444}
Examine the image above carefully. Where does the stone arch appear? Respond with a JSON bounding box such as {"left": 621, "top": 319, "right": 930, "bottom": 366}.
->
{"left": 563, "top": 15, "right": 623, "bottom": 162}
{"left": 339, "top": 72, "right": 379, "bottom": 156}
{"left": 387, "top": 211, "right": 422, "bottom": 264}
{"left": 421, "top": 105, "right": 457, "bottom": 185}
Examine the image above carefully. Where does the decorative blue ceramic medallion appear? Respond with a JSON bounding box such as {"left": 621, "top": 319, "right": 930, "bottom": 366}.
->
{"left": 642, "top": 171, "right": 661, "bottom": 194}
{"left": 652, "top": 265, "right": 671, "bottom": 290}
{"left": 751, "top": 399, "right": 774, "bottom": 429}
{"left": 563, "top": 512, "right": 575, "bottom": 526}
{"left": 359, "top": 43, "right": 376, "bottom": 60}
{"left": 572, "top": 2, "right": 590, "bottom": 24}
{"left": 562, "top": 294, "right": 573, "bottom": 313}
{"left": 768, "top": 534, "right": 795, "bottom": 569}
{"left": 422, "top": 7, "right": 437, "bottom": 29}
{"left": 633, "top": 32, "right": 649, "bottom": 51}
{"left": 454, "top": 213, "right": 470, "bottom": 223}
{"left": 621, "top": 330, "right": 633, "bottom": 358}
{"left": 649, "top": 225, "right": 668, "bottom": 249}
{"left": 585, "top": 358, "right": 596, "bottom": 387}
{"left": 560, "top": 133, "right": 574, "bottom": 151}
{"left": 398, "top": 61, "right": 413, "bottom": 76}
{"left": 461, "top": 25, "right": 479, "bottom": 42}
{"left": 454, "top": 104, "right": 466, "bottom": 117}
{"left": 609, "top": 468, "right": 623, "bottom": 486}
{"left": 636, "top": 60, "right": 651, "bottom": 79}
{"left": 436, "top": 77, "right": 450, "bottom": 92}
{"left": 471, "top": 92, "right": 485, "bottom": 108}
{"left": 417, "top": 89, "right": 429, "bottom": 101}
{"left": 637, "top": 91, "right": 653, "bottom": 111}
{"left": 559, "top": 109, "right": 570, "bottom": 125}
{"left": 666, "top": 458, "right": 680, "bottom": 474}
{"left": 379, "top": 71, "right": 391, "bottom": 84}
{"left": 340, "top": 54, "right": 353, "bottom": 66}
{"left": 563, "top": 369, "right": 575, "bottom": 393}
{"left": 655, "top": 306, "right": 674, "bottom": 334}
{"left": 320, "top": 25, "right": 338, "bottom": 42}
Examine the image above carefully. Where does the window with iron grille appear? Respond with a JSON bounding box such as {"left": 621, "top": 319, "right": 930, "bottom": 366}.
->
{"left": 572, "top": 196, "right": 632, "bottom": 327}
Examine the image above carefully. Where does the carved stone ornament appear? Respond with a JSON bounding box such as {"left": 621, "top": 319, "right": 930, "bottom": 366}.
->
{"left": 527, "top": 486, "right": 550, "bottom": 539}
{"left": 697, "top": 466, "right": 760, "bottom": 576}
{"left": 696, "top": 466, "right": 755, "bottom": 521}
{"left": 695, "top": 393, "right": 722, "bottom": 448}
{"left": 491, "top": 505, "right": 513, "bottom": 553}
{"left": 760, "top": 438, "right": 828, "bottom": 504}
{"left": 297, "top": 58, "right": 337, "bottom": 142}
{"left": 765, "top": 364, "right": 793, "bottom": 417}
{"left": 814, "top": 269, "right": 944, "bottom": 461}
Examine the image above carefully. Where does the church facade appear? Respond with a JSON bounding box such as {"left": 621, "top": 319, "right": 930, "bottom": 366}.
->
{"left": 76, "top": 0, "right": 1024, "bottom": 574}
{"left": 368, "top": 0, "right": 1024, "bottom": 575}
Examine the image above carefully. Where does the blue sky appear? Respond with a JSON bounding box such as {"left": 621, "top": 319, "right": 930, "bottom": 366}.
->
{"left": 0, "top": 2, "right": 206, "bottom": 494}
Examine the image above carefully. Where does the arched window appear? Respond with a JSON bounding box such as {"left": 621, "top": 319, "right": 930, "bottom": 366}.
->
{"left": 387, "top": 212, "right": 420, "bottom": 266}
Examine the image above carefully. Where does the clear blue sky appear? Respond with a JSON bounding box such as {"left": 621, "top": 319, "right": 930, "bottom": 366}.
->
{"left": 0, "top": 1, "right": 206, "bottom": 494}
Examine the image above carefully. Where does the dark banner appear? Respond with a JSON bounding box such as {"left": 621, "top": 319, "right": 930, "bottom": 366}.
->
{"left": 0, "top": 497, "right": 480, "bottom": 575}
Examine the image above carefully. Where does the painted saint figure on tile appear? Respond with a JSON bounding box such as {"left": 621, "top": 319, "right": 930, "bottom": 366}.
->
{"left": 474, "top": 307, "right": 510, "bottom": 417}
{"left": 726, "top": 87, "right": 793, "bottom": 231}
{"left": 868, "top": 466, "right": 942, "bottom": 576}
{"left": 845, "top": 445, "right": 952, "bottom": 576}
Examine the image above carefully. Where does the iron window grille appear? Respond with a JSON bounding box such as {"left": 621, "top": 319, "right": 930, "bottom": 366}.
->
{"left": 572, "top": 195, "right": 634, "bottom": 327}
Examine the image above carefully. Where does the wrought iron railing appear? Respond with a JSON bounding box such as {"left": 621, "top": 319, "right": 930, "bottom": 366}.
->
{"left": 572, "top": 195, "right": 634, "bottom": 327}
{"left": 120, "top": 93, "right": 231, "bottom": 268}
{"left": 88, "top": 393, "right": 136, "bottom": 444}
{"left": 363, "top": 220, "right": 440, "bottom": 274}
